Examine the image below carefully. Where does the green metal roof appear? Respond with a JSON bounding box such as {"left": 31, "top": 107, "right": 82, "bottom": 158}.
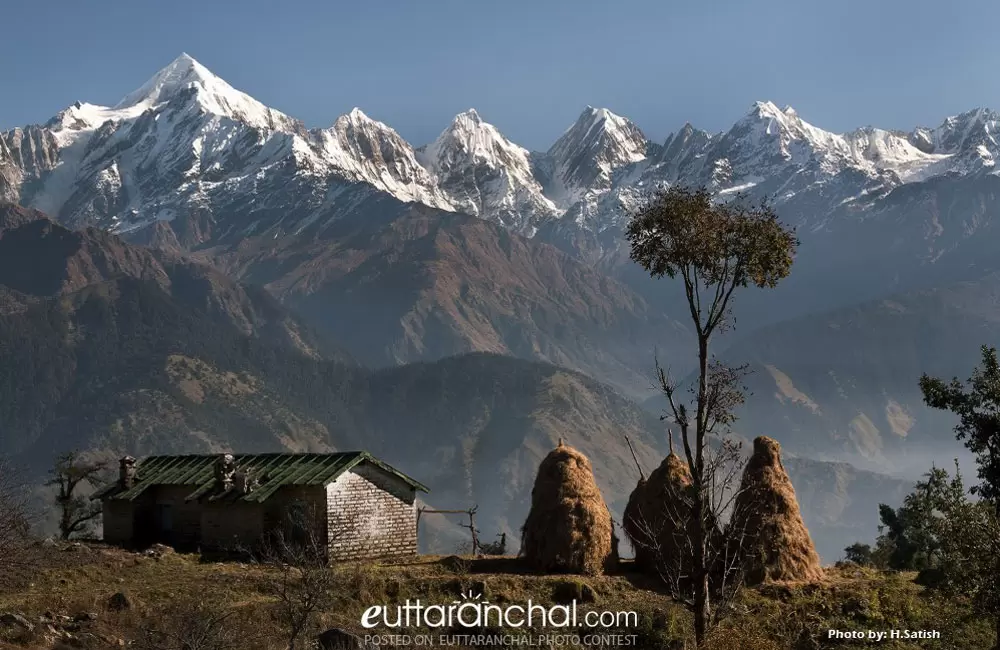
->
{"left": 92, "top": 452, "right": 429, "bottom": 503}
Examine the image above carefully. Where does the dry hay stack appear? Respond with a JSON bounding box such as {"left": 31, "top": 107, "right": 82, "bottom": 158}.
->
{"left": 623, "top": 453, "right": 693, "bottom": 572}
{"left": 520, "top": 440, "right": 616, "bottom": 576}
{"left": 731, "top": 436, "right": 823, "bottom": 584}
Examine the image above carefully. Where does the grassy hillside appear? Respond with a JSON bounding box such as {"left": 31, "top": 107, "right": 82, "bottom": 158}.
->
{"left": 0, "top": 543, "right": 993, "bottom": 650}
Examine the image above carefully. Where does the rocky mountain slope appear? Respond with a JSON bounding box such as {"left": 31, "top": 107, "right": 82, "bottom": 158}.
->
{"left": 0, "top": 203, "right": 338, "bottom": 360}
{"left": 194, "top": 199, "right": 690, "bottom": 397}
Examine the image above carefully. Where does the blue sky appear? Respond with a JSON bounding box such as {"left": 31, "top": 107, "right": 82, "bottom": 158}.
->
{"left": 4, "top": 0, "right": 1000, "bottom": 149}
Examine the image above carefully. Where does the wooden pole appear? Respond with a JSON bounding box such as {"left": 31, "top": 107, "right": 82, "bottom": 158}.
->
{"left": 623, "top": 433, "right": 645, "bottom": 481}
{"left": 468, "top": 507, "right": 479, "bottom": 556}
{"left": 414, "top": 506, "right": 484, "bottom": 556}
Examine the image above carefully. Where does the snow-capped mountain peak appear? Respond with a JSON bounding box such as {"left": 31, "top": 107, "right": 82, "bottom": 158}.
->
{"left": 14, "top": 56, "right": 1000, "bottom": 257}
{"left": 113, "top": 53, "right": 300, "bottom": 133}
{"left": 417, "top": 109, "right": 557, "bottom": 231}
{"left": 331, "top": 107, "right": 385, "bottom": 133}
{"left": 455, "top": 108, "right": 483, "bottom": 124}
{"left": 421, "top": 109, "right": 532, "bottom": 175}
{"left": 544, "top": 106, "right": 649, "bottom": 207}
{"left": 115, "top": 53, "right": 213, "bottom": 109}
{"left": 315, "top": 108, "right": 452, "bottom": 210}
{"left": 345, "top": 106, "right": 371, "bottom": 122}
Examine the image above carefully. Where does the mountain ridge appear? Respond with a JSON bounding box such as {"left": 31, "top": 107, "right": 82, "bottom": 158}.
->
{"left": 195, "top": 200, "right": 692, "bottom": 399}
{"left": 7, "top": 53, "right": 1000, "bottom": 246}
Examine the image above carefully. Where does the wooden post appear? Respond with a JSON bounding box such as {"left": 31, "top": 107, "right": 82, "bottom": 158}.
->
{"left": 468, "top": 506, "right": 479, "bottom": 556}
{"left": 414, "top": 505, "right": 482, "bottom": 556}
{"left": 623, "top": 432, "right": 645, "bottom": 481}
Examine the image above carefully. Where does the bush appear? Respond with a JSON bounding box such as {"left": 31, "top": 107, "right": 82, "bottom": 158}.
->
{"left": 842, "top": 542, "right": 874, "bottom": 567}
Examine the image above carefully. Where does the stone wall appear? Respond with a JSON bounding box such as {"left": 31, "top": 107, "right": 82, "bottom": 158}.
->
{"left": 326, "top": 462, "right": 417, "bottom": 561}
{"left": 149, "top": 486, "right": 202, "bottom": 548}
{"left": 201, "top": 502, "right": 264, "bottom": 552}
{"left": 263, "top": 485, "right": 328, "bottom": 537}
{"left": 102, "top": 500, "right": 134, "bottom": 546}
{"left": 99, "top": 460, "right": 420, "bottom": 561}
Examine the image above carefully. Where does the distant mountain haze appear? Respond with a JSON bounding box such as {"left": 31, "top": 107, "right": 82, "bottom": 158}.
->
{"left": 698, "top": 273, "right": 1000, "bottom": 473}
{"left": 0, "top": 205, "right": 906, "bottom": 560}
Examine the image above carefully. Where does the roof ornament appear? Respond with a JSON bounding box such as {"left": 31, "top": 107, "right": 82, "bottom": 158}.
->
{"left": 233, "top": 468, "right": 258, "bottom": 495}
{"left": 119, "top": 456, "right": 137, "bottom": 489}
{"left": 214, "top": 453, "right": 237, "bottom": 491}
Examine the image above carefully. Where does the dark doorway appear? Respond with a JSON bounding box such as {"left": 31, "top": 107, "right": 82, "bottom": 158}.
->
{"left": 155, "top": 504, "right": 173, "bottom": 544}
{"left": 133, "top": 505, "right": 156, "bottom": 549}
{"left": 285, "top": 501, "right": 309, "bottom": 547}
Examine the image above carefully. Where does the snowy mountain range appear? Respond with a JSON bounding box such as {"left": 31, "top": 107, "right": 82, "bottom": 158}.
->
{"left": 7, "top": 53, "right": 1000, "bottom": 249}
{"left": 7, "top": 51, "right": 1000, "bottom": 340}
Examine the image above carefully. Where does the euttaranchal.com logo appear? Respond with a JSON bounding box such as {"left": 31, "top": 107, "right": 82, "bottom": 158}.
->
{"left": 361, "top": 593, "right": 639, "bottom": 629}
{"left": 361, "top": 591, "right": 638, "bottom": 630}
{"left": 361, "top": 591, "right": 641, "bottom": 648}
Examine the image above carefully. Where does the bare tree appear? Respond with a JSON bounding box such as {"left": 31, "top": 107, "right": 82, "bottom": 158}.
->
{"left": 625, "top": 186, "right": 797, "bottom": 646}
{"left": 625, "top": 436, "right": 755, "bottom": 627}
{"left": 417, "top": 505, "right": 482, "bottom": 555}
{"left": 0, "top": 454, "right": 35, "bottom": 583}
{"left": 255, "top": 505, "right": 337, "bottom": 650}
{"left": 46, "top": 451, "right": 109, "bottom": 540}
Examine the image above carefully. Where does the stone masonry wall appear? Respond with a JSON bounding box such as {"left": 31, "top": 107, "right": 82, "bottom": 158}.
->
{"left": 201, "top": 503, "right": 264, "bottom": 552}
{"left": 150, "top": 486, "right": 202, "bottom": 548}
{"left": 102, "top": 500, "right": 134, "bottom": 546}
{"left": 326, "top": 462, "right": 417, "bottom": 561}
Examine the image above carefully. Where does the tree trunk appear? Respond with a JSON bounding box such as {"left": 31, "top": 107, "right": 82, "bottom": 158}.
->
{"left": 60, "top": 506, "right": 70, "bottom": 540}
{"left": 693, "top": 334, "right": 711, "bottom": 646}
{"left": 995, "top": 502, "right": 1000, "bottom": 650}
{"left": 692, "top": 494, "right": 710, "bottom": 646}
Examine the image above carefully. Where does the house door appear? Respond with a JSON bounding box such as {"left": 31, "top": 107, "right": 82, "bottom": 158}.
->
{"left": 155, "top": 504, "right": 173, "bottom": 543}
{"left": 285, "top": 502, "right": 308, "bottom": 547}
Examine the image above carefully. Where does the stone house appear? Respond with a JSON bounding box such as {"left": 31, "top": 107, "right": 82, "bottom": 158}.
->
{"left": 92, "top": 451, "right": 429, "bottom": 561}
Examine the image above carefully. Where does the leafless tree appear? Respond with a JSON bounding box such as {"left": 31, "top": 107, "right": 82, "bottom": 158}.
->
{"left": 46, "top": 451, "right": 109, "bottom": 540}
{"left": 0, "top": 454, "right": 35, "bottom": 584}
{"left": 625, "top": 434, "right": 756, "bottom": 628}
{"left": 254, "top": 505, "right": 337, "bottom": 650}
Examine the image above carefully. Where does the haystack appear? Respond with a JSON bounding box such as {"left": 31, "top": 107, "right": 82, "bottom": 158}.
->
{"left": 730, "top": 436, "right": 823, "bottom": 584}
{"left": 622, "top": 452, "right": 693, "bottom": 572}
{"left": 520, "top": 440, "right": 616, "bottom": 575}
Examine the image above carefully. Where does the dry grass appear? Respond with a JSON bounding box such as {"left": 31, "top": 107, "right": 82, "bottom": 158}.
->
{"left": 731, "top": 436, "right": 823, "bottom": 585}
{"left": 0, "top": 546, "right": 678, "bottom": 649}
{"left": 0, "top": 544, "right": 994, "bottom": 649}
{"left": 520, "top": 442, "right": 617, "bottom": 576}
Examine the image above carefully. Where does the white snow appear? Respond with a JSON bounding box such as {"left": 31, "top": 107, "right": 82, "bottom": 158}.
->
{"left": 417, "top": 109, "right": 558, "bottom": 230}
{"left": 15, "top": 54, "right": 1000, "bottom": 243}
{"left": 545, "top": 106, "right": 649, "bottom": 208}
